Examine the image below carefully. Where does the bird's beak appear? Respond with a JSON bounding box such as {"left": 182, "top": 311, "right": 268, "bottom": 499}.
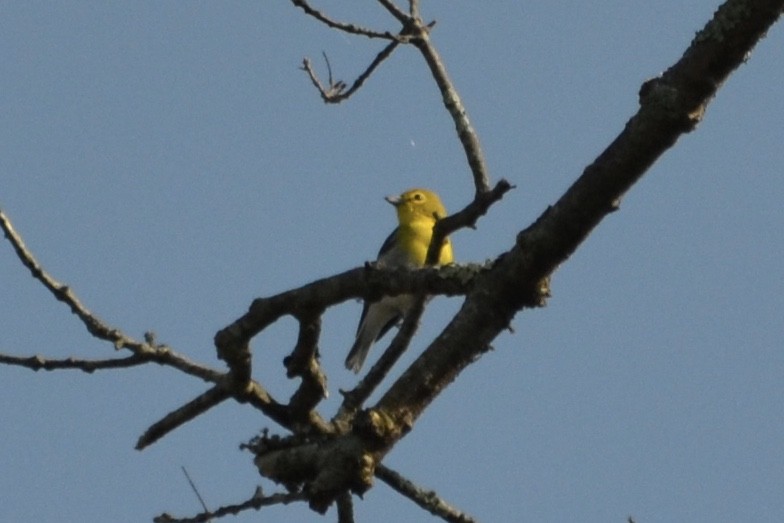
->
{"left": 385, "top": 194, "right": 401, "bottom": 206}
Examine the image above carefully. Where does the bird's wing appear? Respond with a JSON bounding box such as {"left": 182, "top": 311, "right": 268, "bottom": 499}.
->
{"left": 377, "top": 226, "right": 399, "bottom": 259}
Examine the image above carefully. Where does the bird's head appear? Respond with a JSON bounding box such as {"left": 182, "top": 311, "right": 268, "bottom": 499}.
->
{"left": 385, "top": 188, "right": 448, "bottom": 224}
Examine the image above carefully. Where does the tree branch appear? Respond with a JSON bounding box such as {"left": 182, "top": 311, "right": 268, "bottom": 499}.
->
{"left": 408, "top": 24, "right": 491, "bottom": 194}
{"left": 426, "top": 179, "right": 515, "bottom": 265}
{"left": 291, "top": 0, "right": 399, "bottom": 40}
{"left": 137, "top": 385, "right": 232, "bottom": 450}
{"left": 375, "top": 464, "right": 477, "bottom": 523}
{"left": 214, "top": 264, "right": 477, "bottom": 368}
{"left": 0, "top": 352, "right": 149, "bottom": 373}
{"left": 336, "top": 491, "right": 355, "bottom": 523}
{"left": 154, "top": 486, "right": 305, "bottom": 523}
{"left": 369, "top": 0, "right": 784, "bottom": 464}
{"left": 301, "top": 41, "right": 400, "bottom": 103}
{"left": 0, "top": 208, "right": 136, "bottom": 349}
{"left": 375, "top": 0, "right": 409, "bottom": 25}
{"left": 0, "top": 209, "right": 224, "bottom": 384}
{"left": 246, "top": 0, "right": 783, "bottom": 509}
{"left": 285, "top": 313, "right": 329, "bottom": 425}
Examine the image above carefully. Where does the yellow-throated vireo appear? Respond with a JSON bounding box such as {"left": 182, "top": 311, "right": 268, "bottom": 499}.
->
{"left": 345, "top": 188, "right": 453, "bottom": 373}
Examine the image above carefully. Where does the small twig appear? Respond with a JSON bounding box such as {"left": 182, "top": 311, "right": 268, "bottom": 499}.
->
{"left": 375, "top": 0, "right": 409, "bottom": 24}
{"left": 322, "top": 51, "right": 335, "bottom": 87}
{"left": 375, "top": 464, "right": 478, "bottom": 523}
{"left": 291, "top": 0, "right": 399, "bottom": 40}
{"left": 0, "top": 209, "right": 223, "bottom": 384}
{"left": 301, "top": 40, "right": 400, "bottom": 103}
{"left": 154, "top": 486, "right": 306, "bottom": 523}
{"left": 137, "top": 385, "right": 231, "bottom": 450}
{"left": 0, "top": 352, "right": 149, "bottom": 373}
{"left": 181, "top": 466, "right": 211, "bottom": 521}
{"left": 0, "top": 208, "right": 132, "bottom": 348}
{"left": 426, "top": 179, "right": 515, "bottom": 265}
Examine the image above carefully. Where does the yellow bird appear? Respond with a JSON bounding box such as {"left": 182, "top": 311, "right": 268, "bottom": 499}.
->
{"left": 345, "top": 188, "right": 454, "bottom": 373}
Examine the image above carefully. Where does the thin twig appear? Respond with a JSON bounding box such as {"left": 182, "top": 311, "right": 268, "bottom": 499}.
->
{"left": 0, "top": 208, "right": 133, "bottom": 347}
{"left": 0, "top": 352, "right": 149, "bottom": 373}
{"left": 376, "top": 464, "right": 478, "bottom": 523}
{"left": 181, "top": 466, "right": 211, "bottom": 521}
{"left": 0, "top": 209, "right": 224, "bottom": 384}
{"left": 137, "top": 385, "right": 232, "bottom": 450}
{"left": 375, "top": 0, "right": 409, "bottom": 24}
{"left": 426, "top": 179, "right": 514, "bottom": 265}
{"left": 291, "top": 0, "right": 399, "bottom": 40}
{"left": 407, "top": 25, "right": 491, "bottom": 194}
{"left": 154, "top": 487, "right": 306, "bottom": 523}
{"left": 301, "top": 40, "right": 400, "bottom": 103}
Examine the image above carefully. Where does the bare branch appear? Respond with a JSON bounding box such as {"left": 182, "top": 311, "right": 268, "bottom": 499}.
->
{"left": 0, "top": 208, "right": 135, "bottom": 348}
{"left": 407, "top": 25, "right": 491, "bottom": 194}
{"left": 181, "top": 466, "right": 211, "bottom": 517}
{"left": 154, "top": 486, "right": 306, "bottom": 523}
{"left": 368, "top": 0, "right": 784, "bottom": 473}
{"left": 291, "top": 0, "right": 399, "bottom": 40}
{"left": 301, "top": 40, "right": 400, "bottom": 103}
{"left": 426, "top": 179, "right": 515, "bottom": 265}
{"left": 408, "top": 0, "right": 421, "bottom": 20}
{"left": 214, "top": 264, "right": 475, "bottom": 368}
{"left": 376, "top": 0, "right": 409, "bottom": 24}
{"left": 0, "top": 352, "right": 149, "bottom": 373}
{"left": 376, "top": 464, "right": 478, "bottom": 523}
{"left": 0, "top": 209, "right": 223, "bottom": 384}
{"left": 336, "top": 491, "right": 355, "bottom": 523}
{"left": 137, "top": 373, "right": 326, "bottom": 450}
{"left": 137, "top": 385, "right": 232, "bottom": 450}
{"left": 285, "top": 313, "right": 329, "bottom": 424}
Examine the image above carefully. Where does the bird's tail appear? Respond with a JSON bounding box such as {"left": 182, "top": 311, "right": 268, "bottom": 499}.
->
{"left": 345, "top": 335, "right": 373, "bottom": 373}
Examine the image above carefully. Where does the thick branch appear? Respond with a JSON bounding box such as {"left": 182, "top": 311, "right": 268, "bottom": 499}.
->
{"left": 371, "top": 0, "right": 784, "bottom": 454}
{"left": 214, "top": 264, "right": 477, "bottom": 364}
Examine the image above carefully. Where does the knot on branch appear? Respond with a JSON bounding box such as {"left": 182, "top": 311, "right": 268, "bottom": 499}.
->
{"left": 354, "top": 408, "right": 414, "bottom": 446}
{"left": 639, "top": 77, "right": 715, "bottom": 132}
{"left": 247, "top": 430, "right": 374, "bottom": 513}
{"left": 214, "top": 327, "right": 252, "bottom": 384}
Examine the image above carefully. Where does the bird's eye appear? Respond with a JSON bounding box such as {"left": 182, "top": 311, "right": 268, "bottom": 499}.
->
{"left": 413, "top": 193, "right": 424, "bottom": 201}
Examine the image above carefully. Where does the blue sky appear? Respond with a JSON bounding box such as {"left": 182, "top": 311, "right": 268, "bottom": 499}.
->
{"left": 1, "top": 2, "right": 783, "bottom": 522}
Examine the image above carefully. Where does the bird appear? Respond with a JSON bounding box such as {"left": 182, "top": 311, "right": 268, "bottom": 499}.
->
{"left": 345, "top": 188, "right": 454, "bottom": 373}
